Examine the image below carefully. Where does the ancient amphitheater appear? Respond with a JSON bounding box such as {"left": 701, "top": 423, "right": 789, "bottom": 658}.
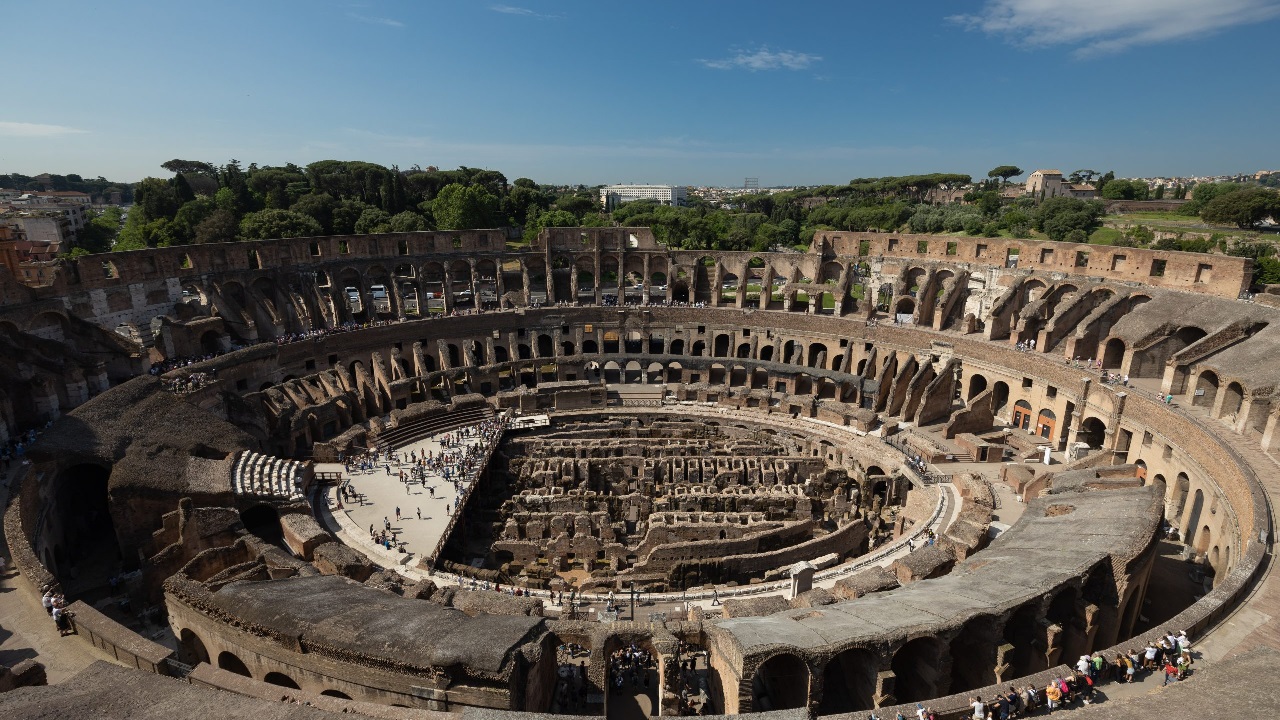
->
{"left": 0, "top": 226, "right": 1277, "bottom": 719}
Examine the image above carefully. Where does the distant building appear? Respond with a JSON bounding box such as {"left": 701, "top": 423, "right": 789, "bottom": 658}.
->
{"left": 1025, "top": 170, "right": 1098, "bottom": 200}
{"left": 1, "top": 192, "right": 89, "bottom": 246}
{"left": 599, "top": 184, "right": 687, "bottom": 210}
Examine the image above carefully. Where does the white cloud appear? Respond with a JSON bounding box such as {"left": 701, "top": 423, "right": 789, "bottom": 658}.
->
{"left": 951, "top": 0, "right": 1280, "bottom": 56}
{"left": 699, "top": 46, "right": 821, "bottom": 71}
{"left": 490, "top": 5, "right": 558, "bottom": 19}
{"left": 347, "top": 13, "right": 404, "bottom": 27}
{"left": 0, "top": 121, "right": 88, "bottom": 137}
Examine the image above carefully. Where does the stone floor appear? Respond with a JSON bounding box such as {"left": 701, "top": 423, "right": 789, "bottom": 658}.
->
{"left": 317, "top": 427, "right": 492, "bottom": 563}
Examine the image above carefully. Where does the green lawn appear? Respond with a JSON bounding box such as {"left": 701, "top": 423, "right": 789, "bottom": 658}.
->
{"left": 1088, "top": 227, "right": 1124, "bottom": 245}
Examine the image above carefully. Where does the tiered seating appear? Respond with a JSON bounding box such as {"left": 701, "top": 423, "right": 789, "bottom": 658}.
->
{"left": 231, "top": 450, "right": 308, "bottom": 501}
{"left": 373, "top": 405, "right": 494, "bottom": 452}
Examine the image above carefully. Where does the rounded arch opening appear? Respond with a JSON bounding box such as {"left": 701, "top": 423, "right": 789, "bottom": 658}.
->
{"left": 217, "top": 651, "right": 252, "bottom": 678}
{"left": 752, "top": 653, "right": 809, "bottom": 711}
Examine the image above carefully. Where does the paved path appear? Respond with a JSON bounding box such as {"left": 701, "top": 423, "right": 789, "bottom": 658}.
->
{"left": 0, "top": 462, "right": 103, "bottom": 684}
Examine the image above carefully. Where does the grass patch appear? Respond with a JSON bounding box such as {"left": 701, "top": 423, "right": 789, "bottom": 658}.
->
{"left": 1088, "top": 227, "right": 1124, "bottom": 245}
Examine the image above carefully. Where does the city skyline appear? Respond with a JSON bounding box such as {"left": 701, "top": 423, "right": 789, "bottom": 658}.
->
{"left": 3, "top": 0, "right": 1279, "bottom": 185}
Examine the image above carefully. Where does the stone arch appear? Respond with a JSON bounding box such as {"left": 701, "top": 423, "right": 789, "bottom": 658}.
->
{"left": 603, "top": 361, "right": 621, "bottom": 384}
{"left": 241, "top": 504, "right": 283, "bottom": 546}
{"left": 1102, "top": 337, "right": 1126, "bottom": 369}
{"left": 751, "top": 652, "right": 810, "bottom": 711}
{"left": 992, "top": 381, "right": 1010, "bottom": 415}
{"left": 178, "top": 628, "right": 210, "bottom": 665}
{"left": 1170, "top": 472, "right": 1191, "bottom": 521}
{"left": 199, "top": 329, "right": 222, "bottom": 355}
{"left": 818, "top": 647, "right": 877, "bottom": 714}
{"left": 217, "top": 651, "right": 252, "bottom": 677}
{"left": 1184, "top": 488, "right": 1205, "bottom": 548}
{"left": 891, "top": 636, "right": 947, "bottom": 703}
{"left": 1193, "top": 370, "right": 1219, "bottom": 407}
{"left": 1079, "top": 417, "right": 1107, "bottom": 449}
{"left": 966, "top": 373, "right": 988, "bottom": 400}
{"left": 624, "top": 360, "right": 643, "bottom": 383}
{"left": 713, "top": 334, "right": 730, "bottom": 358}
{"left": 1013, "top": 399, "right": 1034, "bottom": 432}
{"left": 1036, "top": 408, "right": 1057, "bottom": 440}
{"left": 646, "top": 362, "right": 663, "bottom": 383}
{"left": 894, "top": 296, "right": 915, "bottom": 317}
{"left": 321, "top": 689, "right": 353, "bottom": 699}
{"left": 807, "top": 342, "right": 827, "bottom": 369}
{"left": 1196, "top": 524, "right": 1211, "bottom": 556}
{"left": 25, "top": 310, "right": 69, "bottom": 342}
{"left": 1221, "top": 381, "right": 1245, "bottom": 420}
{"left": 949, "top": 616, "right": 999, "bottom": 693}
{"left": 264, "top": 671, "right": 301, "bottom": 689}
{"left": 1002, "top": 603, "right": 1044, "bottom": 677}
{"left": 666, "top": 361, "right": 683, "bottom": 383}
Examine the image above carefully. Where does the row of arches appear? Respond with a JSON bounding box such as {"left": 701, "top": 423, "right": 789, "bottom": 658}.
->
{"left": 754, "top": 577, "right": 1127, "bottom": 714}
{"left": 179, "top": 630, "right": 354, "bottom": 700}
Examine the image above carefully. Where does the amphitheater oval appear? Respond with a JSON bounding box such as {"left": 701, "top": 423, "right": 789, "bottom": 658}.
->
{"left": 0, "top": 227, "right": 1273, "bottom": 719}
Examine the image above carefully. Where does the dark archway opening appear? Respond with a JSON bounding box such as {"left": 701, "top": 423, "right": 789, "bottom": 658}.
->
{"left": 241, "top": 504, "right": 284, "bottom": 547}
{"left": 321, "top": 689, "right": 353, "bottom": 699}
{"left": 54, "top": 463, "right": 124, "bottom": 594}
{"left": 264, "top": 671, "right": 301, "bottom": 689}
{"left": 752, "top": 653, "right": 809, "bottom": 711}
{"left": 218, "top": 651, "right": 252, "bottom": 678}
{"left": 178, "top": 628, "right": 210, "bottom": 665}
{"left": 818, "top": 648, "right": 876, "bottom": 714}
{"left": 891, "top": 637, "right": 946, "bottom": 703}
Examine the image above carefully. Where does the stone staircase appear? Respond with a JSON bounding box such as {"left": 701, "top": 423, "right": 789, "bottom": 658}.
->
{"left": 231, "top": 450, "right": 308, "bottom": 501}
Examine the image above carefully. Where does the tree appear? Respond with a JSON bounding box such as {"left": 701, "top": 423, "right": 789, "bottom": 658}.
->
{"left": 1068, "top": 169, "right": 1098, "bottom": 185}
{"left": 987, "top": 165, "right": 1023, "bottom": 184}
{"left": 1095, "top": 171, "right": 1115, "bottom": 194}
{"left": 1200, "top": 187, "right": 1280, "bottom": 228}
{"left": 333, "top": 199, "right": 374, "bottom": 235}
{"left": 292, "top": 193, "right": 337, "bottom": 234}
{"left": 162, "top": 159, "right": 217, "bottom": 177}
{"left": 388, "top": 210, "right": 428, "bottom": 232}
{"left": 432, "top": 183, "right": 500, "bottom": 230}
{"left": 1032, "top": 197, "right": 1105, "bottom": 241}
{"left": 194, "top": 208, "right": 240, "bottom": 244}
{"left": 238, "top": 209, "right": 323, "bottom": 240}
{"left": 1153, "top": 185, "right": 1165, "bottom": 200}
{"left": 353, "top": 208, "right": 392, "bottom": 234}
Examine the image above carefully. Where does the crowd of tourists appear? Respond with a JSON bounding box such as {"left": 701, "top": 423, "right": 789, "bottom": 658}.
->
{"left": 552, "top": 644, "right": 591, "bottom": 713}
{"left": 334, "top": 416, "right": 507, "bottom": 553}
{"left": 609, "top": 643, "right": 655, "bottom": 696}
{"left": 40, "top": 586, "right": 76, "bottom": 636}
{"left": 0, "top": 424, "right": 45, "bottom": 470}
{"left": 882, "top": 630, "right": 1195, "bottom": 720}
{"left": 669, "top": 640, "right": 710, "bottom": 715}
{"left": 161, "top": 369, "right": 217, "bottom": 394}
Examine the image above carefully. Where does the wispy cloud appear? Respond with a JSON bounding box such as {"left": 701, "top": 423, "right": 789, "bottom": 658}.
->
{"left": 347, "top": 12, "right": 404, "bottom": 27}
{"left": 950, "top": 0, "right": 1280, "bottom": 56}
{"left": 0, "top": 121, "right": 89, "bottom": 137}
{"left": 490, "top": 5, "right": 559, "bottom": 19}
{"left": 699, "top": 46, "right": 821, "bottom": 71}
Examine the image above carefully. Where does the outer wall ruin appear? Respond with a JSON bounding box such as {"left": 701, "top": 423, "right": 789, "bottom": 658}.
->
{"left": 0, "top": 227, "right": 1272, "bottom": 719}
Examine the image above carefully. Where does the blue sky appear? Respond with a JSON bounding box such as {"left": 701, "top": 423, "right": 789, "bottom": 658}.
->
{"left": 3, "top": 0, "right": 1279, "bottom": 185}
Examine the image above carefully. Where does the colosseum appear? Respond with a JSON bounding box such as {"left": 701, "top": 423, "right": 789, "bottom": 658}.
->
{"left": 0, "top": 226, "right": 1276, "bottom": 718}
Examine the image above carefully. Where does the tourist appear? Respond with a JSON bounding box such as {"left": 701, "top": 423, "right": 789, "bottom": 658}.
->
{"left": 1043, "top": 680, "right": 1061, "bottom": 712}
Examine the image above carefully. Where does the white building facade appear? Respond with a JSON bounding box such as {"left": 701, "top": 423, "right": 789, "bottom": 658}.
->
{"left": 599, "top": 184, "right": 687, "bottom": 210}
